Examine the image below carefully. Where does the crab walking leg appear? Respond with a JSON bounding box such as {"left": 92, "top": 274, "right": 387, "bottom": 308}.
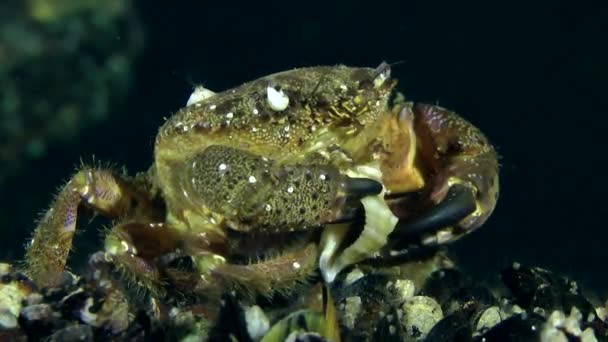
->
{"left": 210, "top": 243, "right": 318, "bottom": 296}
{"left": 25, "top": 168, "right": 162, "bottom": 287}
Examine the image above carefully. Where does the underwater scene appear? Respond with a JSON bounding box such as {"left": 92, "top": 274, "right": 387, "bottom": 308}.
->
{"left": 0, "top": 1, "right": 606, "bottom": 341}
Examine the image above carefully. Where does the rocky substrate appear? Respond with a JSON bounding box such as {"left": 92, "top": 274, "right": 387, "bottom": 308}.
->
{"left": 0, "top": 255, "right": 606, "bottom": 341}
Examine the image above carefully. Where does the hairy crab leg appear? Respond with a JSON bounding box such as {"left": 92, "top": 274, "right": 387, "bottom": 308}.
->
{"left": 211, "top": 243, "right": 319, "bottom": 296}
{"left": 106, "top": 219, "right": 230, "bottom": 296}
{"left": 25, "top": 167, "right": 163, "bottom": 287}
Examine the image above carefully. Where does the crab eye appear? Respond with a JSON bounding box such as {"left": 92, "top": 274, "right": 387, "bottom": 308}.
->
{"left": 373, "top": 62, "right": 391, "bottom": 87}
{"left": 266, "top": 86, "right": 289, "bottom": 111}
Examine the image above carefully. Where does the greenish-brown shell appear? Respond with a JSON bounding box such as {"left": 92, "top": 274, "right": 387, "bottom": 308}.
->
{"left": 156, "top": 65, "right": 395, "bottom": 159}
{"left": 153, "top": 65, "right": 396, "bottom": 234}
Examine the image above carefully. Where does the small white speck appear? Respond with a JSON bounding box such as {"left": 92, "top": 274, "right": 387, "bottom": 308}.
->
{"left": 251, "top": 127, "right": 258, "bottom": 132}
{"left": 287, "top": 186, "right": 294, "bottom": 193}
{"left": 218, "top": 163, "right": 227, "bottom": 171}
{"left": 226, "top": 112, "right": 234, "bottom": 119}
{"left": 264, "top": 204, "right": 272, "bottom": 212}
{"left": 182, "top": 189, "right": 189, "bottom": 198}
{"left": 209, "top": 104, "right": 217, "bottom": 110}
{"left": 284, "top": 125, "right": 290, "bottom": 132}
{"left": 319, "top": 174, "right": 326, "bottom": 181}
{"left": 252, "top": 108, "right": 259, "bottom": 115}
{"left": 292, "top": 262, "right": 301, "bottom": 269}
{"left": 248, "top": 176, "right": 257, "bottom": 183}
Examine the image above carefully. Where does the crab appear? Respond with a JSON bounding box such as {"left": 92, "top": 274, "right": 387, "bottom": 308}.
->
{"left": 23, "top": 63, "right": 499, "bottom": 307}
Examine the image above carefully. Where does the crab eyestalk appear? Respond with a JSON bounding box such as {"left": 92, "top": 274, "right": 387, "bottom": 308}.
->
{"left": 387, "top": 103, "right": 499, "bottom": 248}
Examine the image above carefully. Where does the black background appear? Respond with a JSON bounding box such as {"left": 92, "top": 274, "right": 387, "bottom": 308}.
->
{"left": 3, "top": 1, "right": 607, "bottom": 296}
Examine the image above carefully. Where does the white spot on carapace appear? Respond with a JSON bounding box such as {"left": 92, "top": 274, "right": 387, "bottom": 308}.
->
{"left": 287, "top": 186, "right": 294, "bottom": 193}
{"left": 252, "top": 108, "right": 259, "bottom": 115}
{"left": 292, "top": 262, "right": 301, "bottom": 269}
{"left": 264, "top": 204, "right": 272, "bottom": 212}
{"left": 226, "top": 112, "right": 234, "bottom": 119}
{"left": 248, "top": 175, "right": 257, "bottom": 183}
{"left": 218, "top": 163, "right": 227, "bottom": 171}
{"left": 187, "top": 85, "right": 216, "bottom": 106}
{"left": 319, "top": 174, "right": 327, "bottom": 181}
{"left": 266, "top": 86, "right": 289, "bottom": 111}
{"left": 251, "top": 127, "right": 258, "bottom": 133}
{"left": 209, "top": 104, "right": 217, "bottom": 110}
{"left": 283, "top": 125, "right": 290, "bottom": 132}
{"left": 339, "top": 84, "right": 348, "bottom": 91}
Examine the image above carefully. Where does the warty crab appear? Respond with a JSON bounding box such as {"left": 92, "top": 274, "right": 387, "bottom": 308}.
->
{"left": 24, "top": 63, "right": 499, "bottom": 307}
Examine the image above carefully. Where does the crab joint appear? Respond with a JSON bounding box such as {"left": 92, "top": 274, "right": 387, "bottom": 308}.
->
{"left": 266, "top": 86, "right": 289, "bottom": 111}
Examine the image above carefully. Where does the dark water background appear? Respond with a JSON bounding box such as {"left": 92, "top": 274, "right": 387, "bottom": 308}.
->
{"left": 2, "top": 1, "right": 606, "bottom": 297}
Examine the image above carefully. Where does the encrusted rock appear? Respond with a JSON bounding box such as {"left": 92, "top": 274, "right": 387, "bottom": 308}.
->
{"left": 402, "top": 295, "right": 443, "bottom": 340}
{"left": 541, "top": 307, "right": 598, "bottom": 341}
{"left": 342, "top": 296, "right": 362, "bottom": 329}
{"left": 394, "top": 279, "right": 415, "bottom": 302}
{"left": 475, "top": 305, "right": 502, "bottom": 335}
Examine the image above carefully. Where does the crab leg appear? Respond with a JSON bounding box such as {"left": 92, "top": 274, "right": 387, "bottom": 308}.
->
{"left": 211, "top": 243, "right": 319, "bottom": 296}
{"left": 25, "top": 167, "right": 162, "bottom": 287}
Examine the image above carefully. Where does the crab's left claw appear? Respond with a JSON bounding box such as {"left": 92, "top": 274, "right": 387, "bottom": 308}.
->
{"left": 382, "top": 103, "right": 499, "bottom": 250}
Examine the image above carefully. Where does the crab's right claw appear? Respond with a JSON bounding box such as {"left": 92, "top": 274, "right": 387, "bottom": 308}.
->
{"left": 383, "top": 103, "right": 499, "bottom": 251}
{"left": 387, "top": 183, "right": 477, "bottom": 250}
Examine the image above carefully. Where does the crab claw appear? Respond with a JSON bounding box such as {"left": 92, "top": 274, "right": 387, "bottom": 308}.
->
{"left": 387, "top": 183, "right": 477, "bottom": 249}
{"left": 382, "top": 103, "right": 499, "bottom": 249}
{"left": 345, "top": 177, "right": 384, "bottom": 198}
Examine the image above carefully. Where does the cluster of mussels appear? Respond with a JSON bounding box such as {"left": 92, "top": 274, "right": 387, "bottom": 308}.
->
{"left": 0, "top": 252, "right": 607, "bottom": 341}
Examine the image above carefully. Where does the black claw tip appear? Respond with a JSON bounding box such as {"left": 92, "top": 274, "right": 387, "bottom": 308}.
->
{"left": 388, "top": 184, "right": 477, "bottom": 246}
{"left": 346, "top": 177, "right": 383, "bottom": 198}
